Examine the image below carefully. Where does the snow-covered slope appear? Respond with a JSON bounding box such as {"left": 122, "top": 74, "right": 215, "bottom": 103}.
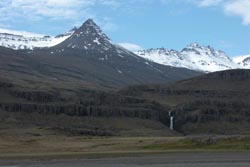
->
{"left": 233, "top": 55, "right": 250, "bottom": 69}
{"left": 135, "top": 43, "right": 241, "bottom": 72}
{"left": 0, "top": 27, "right": 248, "bottom": 73}
{"left": 0, "top": 28, "right": 75, "bottom": 50}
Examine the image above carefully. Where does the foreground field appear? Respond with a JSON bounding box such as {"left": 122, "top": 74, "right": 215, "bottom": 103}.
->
{"left": 0, "top": 111, "right": 249, "bottom": 160}
{"left": 0, "top": 126, "right": 250, "bottom": 160}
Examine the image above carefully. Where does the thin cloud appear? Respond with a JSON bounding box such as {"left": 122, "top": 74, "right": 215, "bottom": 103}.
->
{"left": 196, "top": 0, "right": 223, "bottom": 7}
{"left": 0, "top": 0, "right": 165, "bottom": 22}
{"left": 0, "top": 0, "right": 149, "bottom": 32}
{"left": 224, "top": 0, "right": 250, "bottom": 25}
{"left": 118, "top": 43, "right": 143, "bottom": 52}
{"left": 1, "top": 0, "right": 95, "bottom": 20}
{"left": 188, "top": 0, "right": 250, "bottom": 25}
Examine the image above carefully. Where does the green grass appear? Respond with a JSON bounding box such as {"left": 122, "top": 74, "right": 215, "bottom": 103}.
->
{"left": 142, "top": 137, "right": 250, "bottom": 151}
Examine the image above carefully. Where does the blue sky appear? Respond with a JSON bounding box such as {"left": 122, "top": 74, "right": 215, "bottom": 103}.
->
{"left": 0, "top": 0, "right": 249, "bottom": 56}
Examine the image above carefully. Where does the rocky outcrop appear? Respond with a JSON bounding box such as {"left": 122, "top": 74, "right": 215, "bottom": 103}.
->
{"left": 0, "top": 88, "right": 171, "bottom": 126}
{"left": 9, "top": 90, "right": 62, "bottom": 103}
{"left": 174, "top": 100, "right": 250, "bottom": 126}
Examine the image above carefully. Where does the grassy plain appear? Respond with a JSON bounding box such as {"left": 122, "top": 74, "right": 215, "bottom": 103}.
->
{"left": 0, "top": 126, "right": 250, "bottom": 160}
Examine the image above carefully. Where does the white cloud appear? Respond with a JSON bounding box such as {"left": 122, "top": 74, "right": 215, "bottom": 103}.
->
{"left": 45, "top": 0, "right": 93, "bottom": 7}
{"left": 187, "top": 0, "right": 250, "bottom": 25}
{"left": 118, "top": 43, "right": 143, "bottom": 52}
{"left": 0, "top": 0, "right": 152, "bottom": 32}
{"left": 224, "top": 0, "right": 250, "bottom": 25}
{"left": 0, "top": 0, "right": 166, "bottom": 22}
{"left": 1, "top": 0, "right": 250, "bottom": 35}
{"left": 0, "top": 0, "right": 127, "bottom": 24}
{"left": 0, "top": 0, "right": 124, "bottom": 34}
{"left": 1, "top": 0, "right": 95, "bottom": 20}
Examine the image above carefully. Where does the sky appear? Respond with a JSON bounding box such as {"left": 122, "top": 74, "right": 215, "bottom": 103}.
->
{"left": 0, "top": 0, "right": 249, "bottom": 56}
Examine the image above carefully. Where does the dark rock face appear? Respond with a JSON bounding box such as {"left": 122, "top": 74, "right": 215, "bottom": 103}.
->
{"left": 173, "top": 100, "right": 250, "bottom": 134}
{"left": 10, "top": 91, "right": 60, "bottom": 103}
{"left": 0, "top": 82, "right": 171, "bottom": 127}
{"left": 0, "top": 82, "right": 13, "bottom": 88}
{"left": 0, "top": 101, "right": 169, "bottom": 123}
{"left": 200, "top": 69, "right": 250, "bottom": 80}
{"left": 120, "top": 69, "right": 250, "bottom": 135}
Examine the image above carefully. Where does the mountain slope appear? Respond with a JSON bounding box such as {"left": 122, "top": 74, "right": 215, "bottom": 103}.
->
{"left": 0, "top": 19, "right": 202, "bottom": 136}
{"left": 120, "top": 69, "right": 250, "bottom": 134}
{"left": 233, "top": 55, "right": 250, "bottom": 68}
{"left": 20, "top": 19, "right": 201, "bottom": 88}
{"left": 135, "top": 43, "right": 241, "bottom": 72}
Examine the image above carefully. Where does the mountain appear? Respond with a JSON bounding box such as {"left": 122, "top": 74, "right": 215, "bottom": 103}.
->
{"left": 54, "top": 19, "right": 111, "bottom": 50}
{"left": 233, "top": 55, "right": 250, "bottom": 68}
{"left": 18, "top": 19, "right": 200, "bottom": 88}
{"left": 1, "top": 26, "right": 248, "bottom": 74}
{"left": 120, "top": 69, "right": 250, "bottom": 135}
{"left": 0, "top": 19, "right": 201, "bottom": 89}
{"left": 135, "top": 43, "right": 241, "bottom": 72}
{"left": 0, "top": 28, "right": 75, "bottom": 50}
{"left": 0, "top": 19, "right": 203, "bottom": 137}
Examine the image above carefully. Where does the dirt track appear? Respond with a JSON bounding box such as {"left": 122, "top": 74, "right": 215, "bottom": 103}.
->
{"left": 1, "top": 152, "right": 250, "bottom": 167}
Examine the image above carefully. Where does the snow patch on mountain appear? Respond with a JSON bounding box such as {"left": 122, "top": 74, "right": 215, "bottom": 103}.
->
{"left": 0, "top": 28, "right": 75, "bottom": 50}
{"left": 135, "top": 43, "right": 241, "bottom": 72}
{"left": 233, "top": 55, "right": 250, "bottom": 68}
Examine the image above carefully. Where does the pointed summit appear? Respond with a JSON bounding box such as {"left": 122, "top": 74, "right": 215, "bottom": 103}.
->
{"left": 55, "top": 19, "right": 111, "bottom": 50}
{"left": 85, "top": 18, "right": 95, "bottom": 24}
{"left": 81, "top": 19, "right": 97, "bottom": 27}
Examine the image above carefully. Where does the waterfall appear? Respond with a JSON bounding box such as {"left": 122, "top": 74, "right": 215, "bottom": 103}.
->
{"left": 170, "top": 116, "right": 174, "bottom": 130}
{"left": 169, "top": 111, "right": 174, "bottom": 130}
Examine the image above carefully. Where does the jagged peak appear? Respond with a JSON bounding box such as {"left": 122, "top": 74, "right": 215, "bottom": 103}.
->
{"left": 183, "top": 43, "right": 220, "bottom": 56}
{"left": 185, "top": 43, "right": 217, "bottom": 53}
{"left": 135, "top": 43, "right": 240, "bottom": 73}
{"left": 186, "top": 42, "right": 200, "bottom": 48}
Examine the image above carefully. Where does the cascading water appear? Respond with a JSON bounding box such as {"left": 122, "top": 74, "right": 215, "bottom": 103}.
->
{"left": 169, "top": 111, "right": 174, "bottom": 130}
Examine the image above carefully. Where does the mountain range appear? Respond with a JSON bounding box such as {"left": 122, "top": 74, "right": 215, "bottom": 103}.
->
{"left": 0, "top": 19, "right": 200, "bottom": 90}
{"left": 135, "top": 44, "right": 250, "bottom": 72}
{"left": 0, "top": 26, "right": 249, "bottom": 73}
